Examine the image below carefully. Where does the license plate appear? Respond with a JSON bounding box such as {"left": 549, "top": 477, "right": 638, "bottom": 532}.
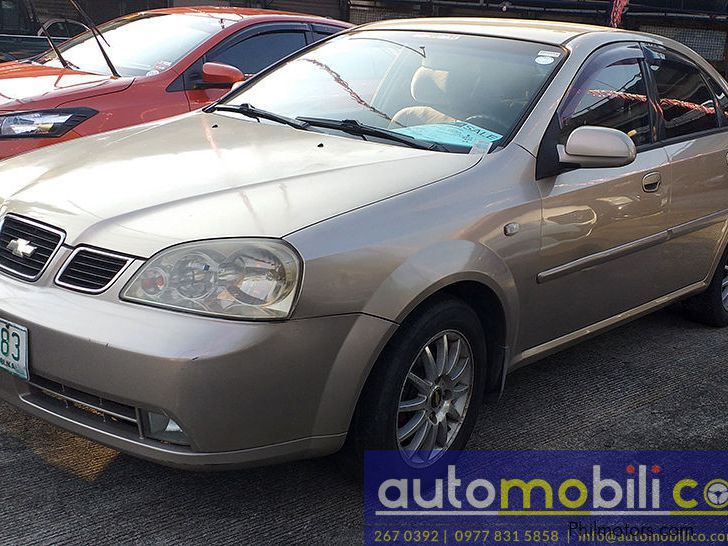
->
{"left": 0, "top": 319, "right": 28, "bottom": 381}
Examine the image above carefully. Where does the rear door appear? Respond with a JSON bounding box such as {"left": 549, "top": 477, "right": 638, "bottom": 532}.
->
{"left": 527, "top": 42, "right": 673, "bottom": 350}
{"left": 182, "top": 23, "right": 310, "bottom": 109}
{"left": 642, "top": 44, "right": 728, "bottom": 290}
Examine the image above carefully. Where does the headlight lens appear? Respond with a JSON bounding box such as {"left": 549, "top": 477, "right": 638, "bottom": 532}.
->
{"left": 0, "top": 108, "right": 97, "bottom": 138}
{"left": 122, "top": 239, "right": 301, "bottom": 320}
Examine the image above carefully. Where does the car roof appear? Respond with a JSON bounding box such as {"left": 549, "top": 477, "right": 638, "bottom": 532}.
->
{"left": 359, "top": 17, "right": 623, "bottom": 46}
{"left": 137, "top": 6, "right": 347, "bottom": 24}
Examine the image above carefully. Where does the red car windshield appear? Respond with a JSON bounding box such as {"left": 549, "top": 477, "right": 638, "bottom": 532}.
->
{"left": 36, "top": 13, "right": 231, "bottom": 77}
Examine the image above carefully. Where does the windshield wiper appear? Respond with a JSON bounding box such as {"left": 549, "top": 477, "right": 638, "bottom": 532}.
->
{"left": 39, "top": 27, "right": 78, "bottom": 70}
{"left": 67, "top": 0, "right": 121, "bottom": 78}
{"left": 209, "top": 103, "right": 310, "bottom": 131}
{"left": 296, "top": 117, "right": 449, "bottom": 152}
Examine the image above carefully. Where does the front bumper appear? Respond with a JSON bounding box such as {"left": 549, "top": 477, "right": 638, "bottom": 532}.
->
{"left": 0, "top": 259, "right": 395, "bottom": 469}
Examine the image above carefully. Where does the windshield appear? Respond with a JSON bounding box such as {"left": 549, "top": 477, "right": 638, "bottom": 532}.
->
{"left": 225, "top": 30, "right": 564, "bottom": 153}
{"left": 36, "top": 13, "right": 228, "bottom": 77}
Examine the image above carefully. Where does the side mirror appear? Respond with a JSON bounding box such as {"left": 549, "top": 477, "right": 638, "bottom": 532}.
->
{"left": 558, "top": 126, "right": 636, "bottom": 169}
{"left": 198, "top": 62, "right": 245, "bottom": 89}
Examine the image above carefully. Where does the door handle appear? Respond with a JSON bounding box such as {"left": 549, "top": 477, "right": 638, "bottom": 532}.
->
{"left": 642, "top": 172, "right": 662, "bottom": 193}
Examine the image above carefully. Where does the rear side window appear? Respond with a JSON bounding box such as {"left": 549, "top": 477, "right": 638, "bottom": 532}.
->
{"left": 312, "top": 25, "right": 344, "bottom": 42}
{"left": 212, "top": 31, "right": 307, "bottom": 75}
{"left": 645, "top": 48, "right": 718, "bottom": 140}
{"left": 559, "top": 47, "right": 651, "bottom": 147}
{"left": 707, "top": 75, "right": 728, "bottom": 121}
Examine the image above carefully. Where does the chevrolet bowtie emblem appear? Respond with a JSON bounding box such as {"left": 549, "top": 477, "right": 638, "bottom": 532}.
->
{"left": 7, "top": 238, "right": 37, "bottom": 259}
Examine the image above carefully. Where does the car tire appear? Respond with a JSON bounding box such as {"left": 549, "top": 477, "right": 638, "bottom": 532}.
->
{"left": 348, "top": 296, "right": 487, "bottom": 469}
{"left": 683, "top": 246, "right": 728, "bottom": 327}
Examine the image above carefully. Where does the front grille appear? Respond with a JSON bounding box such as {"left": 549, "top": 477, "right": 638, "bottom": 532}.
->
{"left": 56, "top": 248, "right": 132, "bottom": 293}
{"left": 27, "top": 375, "right": 143, "bottom": 438}
{"left": 0, "top": 215, "right": 64, "bottom": 281}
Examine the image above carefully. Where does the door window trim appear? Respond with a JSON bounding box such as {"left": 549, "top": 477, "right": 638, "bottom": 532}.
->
{"left": 537, "top": 41, "right": 651, "bottom": 179}
{"left": 557, "top": 41, "right": 654, "bottom": 149}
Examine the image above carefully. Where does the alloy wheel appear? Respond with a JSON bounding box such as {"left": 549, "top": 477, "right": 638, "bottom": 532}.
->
{"left": 396, "top": 329, "right": 474, "bottom": 467}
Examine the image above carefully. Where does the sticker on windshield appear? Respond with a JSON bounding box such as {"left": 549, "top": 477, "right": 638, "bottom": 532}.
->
{"left": 418, "top": 33, "right": 461, "bottom": 41}
{"left": 538, "top": 50, "right": 562, "bottom": 58}
{"left": 392, "top": 122, "right": 502, "bottom": 150}
{"left": 469, "top": 140, "right": 493, "bottom": 155}
{"left": 535, "top": 56, "right": 555, "bottom": 65}
{"left": 153, "top": 60, "right": 173, "bottom": 72}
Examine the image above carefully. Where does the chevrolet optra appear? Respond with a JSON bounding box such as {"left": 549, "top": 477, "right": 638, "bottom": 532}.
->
{"left": 0, "top": 18, "right": 726, "bottom": 468}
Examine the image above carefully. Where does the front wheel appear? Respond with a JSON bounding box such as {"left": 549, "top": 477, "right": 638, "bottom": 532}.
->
{"left": 349, "top": 297, "right": 487, "bottom": 468}
{"left": 684, "top": 246, "right": 728, "bottom": 327}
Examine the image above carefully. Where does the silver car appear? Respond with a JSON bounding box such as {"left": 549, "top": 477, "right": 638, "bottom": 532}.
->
{"left": 0, "top": 18, "right": 727, "bottom": 469}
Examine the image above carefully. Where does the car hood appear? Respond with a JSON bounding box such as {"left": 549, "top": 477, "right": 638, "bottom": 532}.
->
{"left": 0, "top": 112, "right": 481, "bottom": 257}
{"left": 0, "top": 62, "right": 132, "bottom": 110}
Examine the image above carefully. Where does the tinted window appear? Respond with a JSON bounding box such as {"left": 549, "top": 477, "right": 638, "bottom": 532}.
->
{"left": 45, "top": 21, "right": 86, "bottom": 38}
{"left": 559, "top": 52, "right": 651, "bottom": 147}
{"left": 646, "top": 50, "right": 718, "bottom": 139}
{"left": 707, "top": 75, "right": 728, "bottom": 121}
{"left": 313, "top": 25, "right": 343, "bottom": 42}
{"left": 212, "top": 32, "right": 307, "bottom": 75}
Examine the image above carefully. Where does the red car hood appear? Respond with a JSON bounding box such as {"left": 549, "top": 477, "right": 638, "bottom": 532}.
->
{"left": 0, "top": 62, "right": 133, "bottom": 111}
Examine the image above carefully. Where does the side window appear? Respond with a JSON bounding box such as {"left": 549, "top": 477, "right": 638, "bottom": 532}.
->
{"left": 645, "top": 49, "right": 718, "bottom": 140}
{"left": 312, "top": 25, "right": 343, "bottom": 43}
{"left": 706, "top": 74, "right": 728, "bottom": 121}
{"left": 559, "top": 50, "right": 652, "bottom": 147}
{"left": 64, "top": 21, "right": 86, "bottom": 38}
{"left": 313, "top": 31, "right": 333, "bottom": 42}
{"left": 211, "top": 31, "right": 307, "bottom": 75}
{"left": 43, "top": 21, "right": 63, "bottom": 37}
{"left": 44, "top": 21, "right": 82, "bottom": 38}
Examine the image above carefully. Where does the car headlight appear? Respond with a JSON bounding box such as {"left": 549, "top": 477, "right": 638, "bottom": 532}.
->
{"left": 0, "top": 108, "right": 97, "bottom": 138}
{"left": 121, "top": 239, "right": 301, "bottom": 320}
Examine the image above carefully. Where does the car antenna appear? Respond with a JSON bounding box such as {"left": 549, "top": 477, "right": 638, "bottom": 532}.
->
{"left": 66, "top": 0, "right": 121, "bottom": 78}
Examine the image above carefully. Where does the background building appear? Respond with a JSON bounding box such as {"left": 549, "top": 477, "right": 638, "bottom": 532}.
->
{"left": 27, "top": 1, "right": 728, "bottom": 73}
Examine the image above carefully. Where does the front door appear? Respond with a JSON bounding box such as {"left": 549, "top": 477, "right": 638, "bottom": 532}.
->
{"left": 524, "top": 42, "right": 673, "bottom": 350}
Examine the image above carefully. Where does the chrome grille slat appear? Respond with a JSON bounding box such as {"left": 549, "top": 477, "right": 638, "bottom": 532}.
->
{"left": 55, "top": 248, "right": 132, "bottom": 293}
{"left": 63, "top": 268, "right": 113, "bottom": 281}
{"left": 1, "top": 228, "right": 58, "bottom": 246}
{"left": 0, "top": 215, "right": 64, "bottom": 281}
{"left": 71, "top": 261, "right": 122, "bottom": 274}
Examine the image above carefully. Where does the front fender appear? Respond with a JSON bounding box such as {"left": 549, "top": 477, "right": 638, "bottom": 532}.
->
{"left": 305, "top": 239, "right": 519, "bottom": 437}
{"left": 362, "top": 239, "right": 517, "bottom": 341}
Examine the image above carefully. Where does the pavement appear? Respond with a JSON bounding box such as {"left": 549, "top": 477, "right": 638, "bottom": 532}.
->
{"left": 0, "top": 306, "right": 726, "bottom": 545}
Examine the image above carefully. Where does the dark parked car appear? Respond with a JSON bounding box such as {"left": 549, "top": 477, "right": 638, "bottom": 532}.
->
{"left": 0, "top": 0, "right": 84, "bottom": 61}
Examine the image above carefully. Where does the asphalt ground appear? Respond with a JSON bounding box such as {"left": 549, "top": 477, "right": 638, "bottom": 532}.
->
{"left": 0, "top": 305, "right": 726, "bottom": 545}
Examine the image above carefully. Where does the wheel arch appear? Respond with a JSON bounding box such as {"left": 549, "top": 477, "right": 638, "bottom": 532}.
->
{"left": 381, "top": 274, "right": 512, "bottom": 396}
{"left": 312, "top": 241, "right": 519, "bottom": 442}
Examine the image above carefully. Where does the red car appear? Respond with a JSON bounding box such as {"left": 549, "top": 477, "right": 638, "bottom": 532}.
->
{"left": 0, "top": 7, "right": 350, "bottom": 159}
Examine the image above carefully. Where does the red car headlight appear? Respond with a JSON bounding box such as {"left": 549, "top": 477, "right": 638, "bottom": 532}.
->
{"left": 0, "top": 107, "right": 97, "bottom": 138}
